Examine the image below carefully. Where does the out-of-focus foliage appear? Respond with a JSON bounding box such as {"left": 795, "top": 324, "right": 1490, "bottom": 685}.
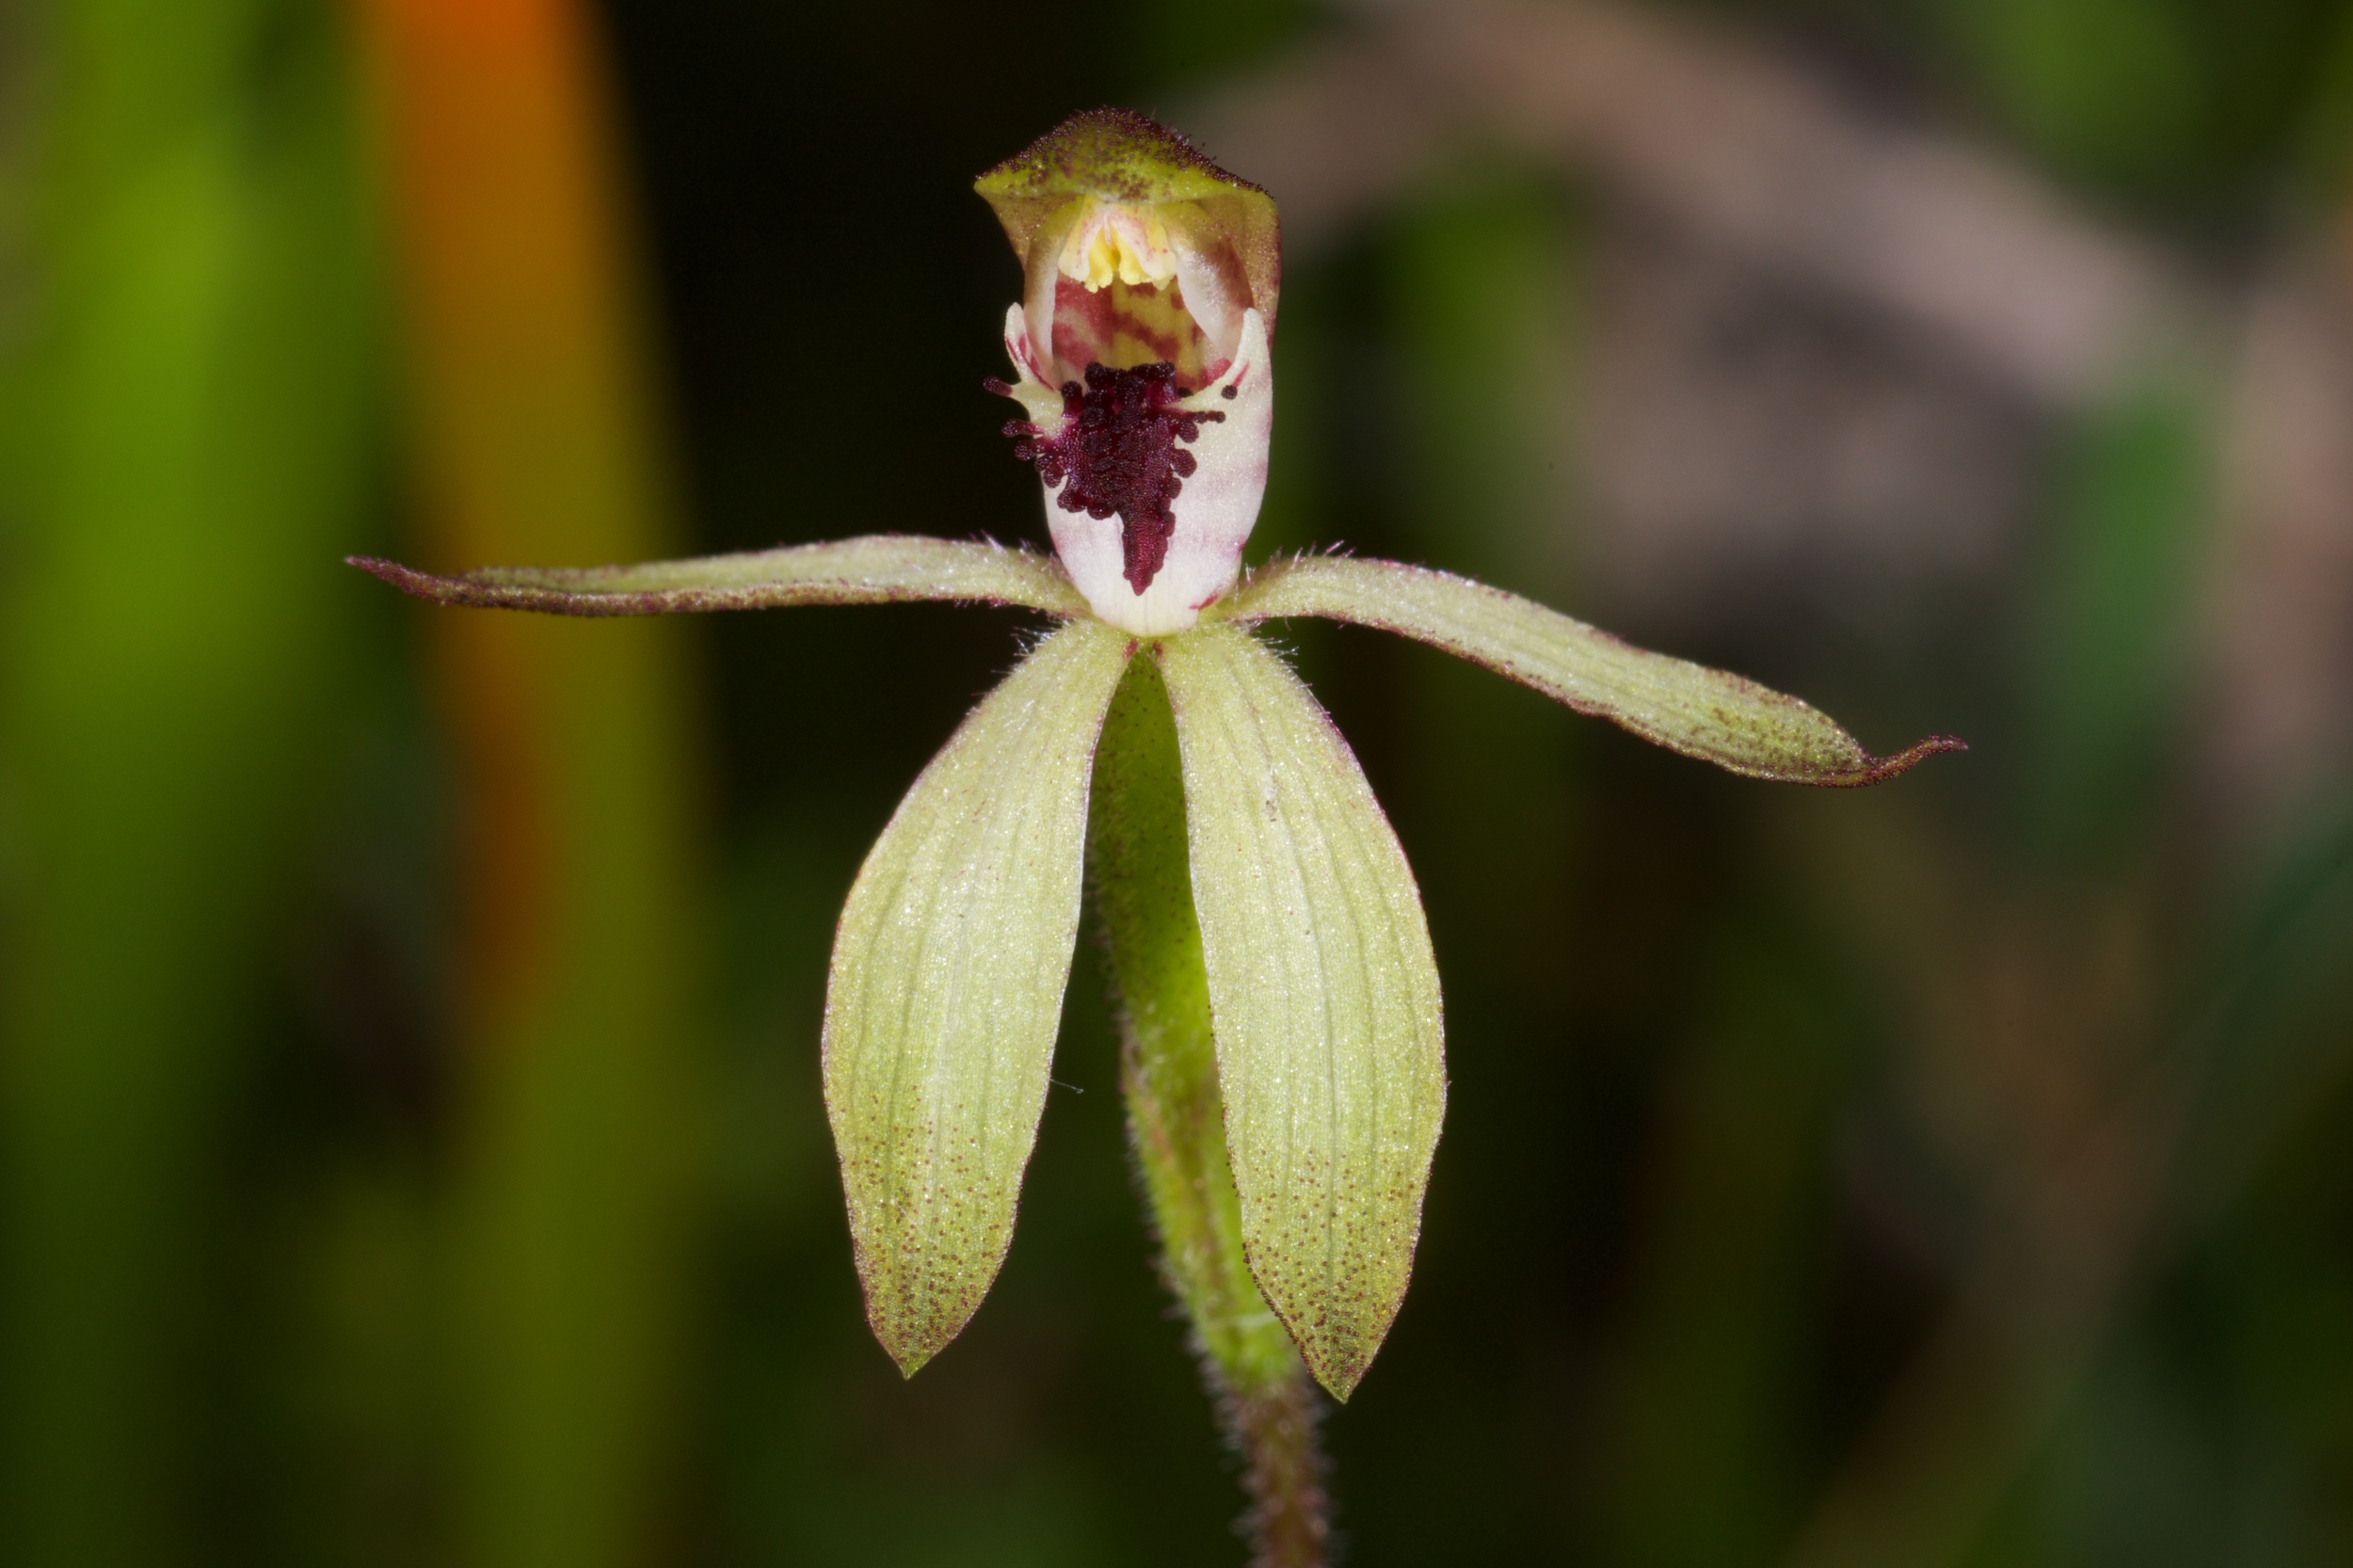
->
{"left": 3, "top": 0, "right": 2351, "bottom": 1566}
{"left": 0, "top": 0, "right": 381, "bottom": 1559}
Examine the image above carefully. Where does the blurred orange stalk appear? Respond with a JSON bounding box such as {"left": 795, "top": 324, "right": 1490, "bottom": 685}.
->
{"left": 356, "top": 0, "right": 702, "bottom": 1563}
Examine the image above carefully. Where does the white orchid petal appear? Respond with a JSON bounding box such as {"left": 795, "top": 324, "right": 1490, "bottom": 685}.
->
{"left": 1166, "top": 209, "right": 1247, "bottom": 367}
{"left": 999, "top": 304, "right": 1066, "bottom": 434}
{"left": 1023, "top": 200, "right": 1087, "bottom": 380}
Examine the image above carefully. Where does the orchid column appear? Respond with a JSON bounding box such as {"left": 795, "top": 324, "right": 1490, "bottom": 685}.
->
{"left": 358, "top": 109, "right": 1959, "bottom": 1568}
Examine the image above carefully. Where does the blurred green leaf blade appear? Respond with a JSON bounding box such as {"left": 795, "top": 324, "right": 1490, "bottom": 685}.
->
{"left": 2025, "top": 378, "right": 2210, "bottom": 864}
{"left": 2, "top": 0, "right": 381, "bottom": 1554}
{"left": 1228, "top": 555, "right": 1961, "bottom": 786}
{"left": 823, "top": 617, "right": 1134, "bottom": 1372}
{"left": 1159, "top": 624, "right": 1447, "bottom": 1399}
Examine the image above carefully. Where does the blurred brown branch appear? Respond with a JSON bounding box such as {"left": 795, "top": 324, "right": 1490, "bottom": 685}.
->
{"left": 1192, "top": 0, "right": 2180, "bottom": 409}
{"left": 1189, "top": 0, "right": 2352, "bottom": 834}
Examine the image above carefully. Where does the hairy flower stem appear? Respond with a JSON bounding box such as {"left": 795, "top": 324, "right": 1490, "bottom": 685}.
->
{"left": 1089, "top": 648, "right": 1332, "bottom": 1568}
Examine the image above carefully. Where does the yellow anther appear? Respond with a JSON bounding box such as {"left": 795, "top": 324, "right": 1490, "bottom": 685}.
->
{"left": 1059, "top": 202, "right": 1176, "bottom": 294}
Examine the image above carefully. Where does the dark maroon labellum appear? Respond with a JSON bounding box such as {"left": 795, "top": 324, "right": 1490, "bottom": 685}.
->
{"left": 994, "top": 361, "right": 1225, "bottom": 593}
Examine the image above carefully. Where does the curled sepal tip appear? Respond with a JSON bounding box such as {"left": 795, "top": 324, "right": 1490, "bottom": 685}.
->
{"left": 1226, "top": 556, "right": 1963, "bottom": 787}
{"left": 824, "top": 619, "right": 1134, "bottom": 1373}
{"left": 348, "top": 535, "right": 1088, "bottom": 618}
{"left": 1159, "top": 626, "right": 1447, "bottom": 1400}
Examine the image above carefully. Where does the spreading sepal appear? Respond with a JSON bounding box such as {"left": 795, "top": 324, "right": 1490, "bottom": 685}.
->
{"left": 823, "top": 618, "right": 1135, "bottom": 1373}
{"left": 349, "top": 535, "right": 1088, "bottom": 617}
{"left": 1226, "top": 555, "right": 1963, "bottom": 786}
{"left": 1158, "top": 626, "right": 1447, "bottom": 1400}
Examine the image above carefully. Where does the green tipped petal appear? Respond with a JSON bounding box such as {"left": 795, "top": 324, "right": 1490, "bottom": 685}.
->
{"left": 1158, "top": 626, "right": 1446, "bottom": 1400}
{"left": 824, "top": 619, "right": 1135, "bottom": 1373}
{"left": 976, "top": 107, "right": 1280, "bottom": 334}
{"left": 1227, "top": 556, "right": 1962, "bottom": 786}
{"left": 351, "top": 535, "right": 1087, "bottom": 617}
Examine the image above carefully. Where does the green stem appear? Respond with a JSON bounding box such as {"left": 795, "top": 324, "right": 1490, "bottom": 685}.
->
{"left": 1088, "top": 646, "right": 1331, "bottom": 1568}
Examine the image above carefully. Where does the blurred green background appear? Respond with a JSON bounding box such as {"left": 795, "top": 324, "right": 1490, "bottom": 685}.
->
{"left": 4, "top": 0, "right": 2352, "bottom": 1563}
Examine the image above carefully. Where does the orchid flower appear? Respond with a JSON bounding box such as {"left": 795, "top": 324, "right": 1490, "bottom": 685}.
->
{"left": 356, "top": 108, "right": 1958, "bottom": 1562}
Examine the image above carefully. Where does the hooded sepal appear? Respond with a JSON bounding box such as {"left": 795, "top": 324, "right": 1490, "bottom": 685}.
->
{"left": 976, "top": 106, "right": 1279, "bottom": 379}
{"left": 823, "top": 618, "right": 1135, "bottom": 1372}
{"left": 1157, "top": 626, "right": 1447, "bottom": 1400}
